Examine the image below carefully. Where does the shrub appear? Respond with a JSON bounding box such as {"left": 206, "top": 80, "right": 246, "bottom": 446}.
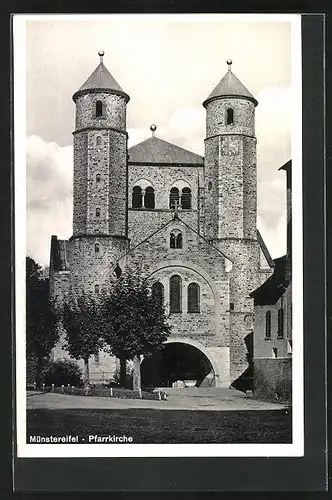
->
{"left": 42, "top": 359, "right": 83, "bottom": 387}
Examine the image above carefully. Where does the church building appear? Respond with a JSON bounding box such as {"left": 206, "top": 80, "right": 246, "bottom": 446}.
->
{"left": 49, "top": 51, "right": 275, "bottom": 388}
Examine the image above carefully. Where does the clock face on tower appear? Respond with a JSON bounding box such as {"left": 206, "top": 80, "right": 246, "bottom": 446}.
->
{"left": 220, "top": 136, "right": 240, "bottom": 156}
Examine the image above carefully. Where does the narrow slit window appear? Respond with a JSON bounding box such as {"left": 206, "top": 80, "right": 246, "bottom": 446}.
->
{"left": 277, "top": 308, "right": 284, "bottom": 338}
{"left": 96, "top": 101, "right": 103, "bottom": 118}
{"left": 96, "top": 136, "right": 102, "bottom": 146}
{"left": 226, "top": 108, "right": 234, "bottom": 125}
{"left": 265, "top": 310, "right": 271, "bottom": 339}
{"left": 96, "top": 173, "right": 101, "bottom": 183}
{"left": 95, "top": 243, "right": 100, "bottom": 254}
{"left": 95, "top": 208, "right": 101, "bottom": 217}
{"left": 95, "top": 284, "right": 100, "bottom": 294}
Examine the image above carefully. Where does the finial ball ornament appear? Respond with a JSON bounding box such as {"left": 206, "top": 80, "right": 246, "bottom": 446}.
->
{"left": 150, "top": 124, "right": 157, "bottom": 132}
{"left": 227, "top": 59, "right": 232, "bottom": 65}
{"left": 98, "top": 50, "right": 105, "bottom": 57}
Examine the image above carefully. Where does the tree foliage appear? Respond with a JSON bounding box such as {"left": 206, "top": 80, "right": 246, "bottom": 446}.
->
{"left": 42, "top": 359, "right": 83, "bottom": 387}
{"left": 62, "top": 292, "right": 104, "bottom": 386}
{"left": 100, "top": 271, "right": 172, "bottom": 386}
{"left": 26, "top": 256, "right": 59, "bottom": 385}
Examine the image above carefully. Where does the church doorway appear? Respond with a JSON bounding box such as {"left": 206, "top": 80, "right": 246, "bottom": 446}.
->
{"left": 141, "top": 342, "right": 215, "bottom": 389}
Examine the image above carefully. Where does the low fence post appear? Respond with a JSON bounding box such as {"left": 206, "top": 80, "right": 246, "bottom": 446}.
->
{"left": 139, "top": 388, "right": 142, "bottom": 399}
{"left": 61, "top": 384, "right": 64, "bottom": 393}
{"left": 158, "top": 390, "right": 161, "bottom": 401}
{"left": 42, "top": 383, "right": 45, "bottom": 391}
{"left": 51, "top": 383, "right": 54, "bottom": 392}
{"left": 110, "top": 387, "right": 113, "bottom": 397}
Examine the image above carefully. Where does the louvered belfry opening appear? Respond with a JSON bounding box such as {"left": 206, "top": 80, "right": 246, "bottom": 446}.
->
{"left": 132, "top": 186, "right": 143, "bottom": 208}
{"left": 181, "top": 187, "right": 191, "bottom": 209}
{"left": 144, "top": 186, "right": 155, "bottom": 209}
{"left": 169, "top": 187, "right": 179, "bottom": 209}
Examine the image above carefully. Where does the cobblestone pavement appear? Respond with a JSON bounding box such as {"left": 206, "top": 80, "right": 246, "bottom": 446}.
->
{"left": 26, "top": 389, "right": 288, "bottom": 411}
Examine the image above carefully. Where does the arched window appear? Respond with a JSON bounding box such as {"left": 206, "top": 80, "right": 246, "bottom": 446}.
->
{"left": 95, "top": 243, "right": 100, "bottom": 254}
{"left": 170, "top": 231, "right": 183, "bottom": 249}
{"left": 132, "top": 186, "right": 143, "bottom": 208}
{"left": 244, "top": 314, "right": 253, "bottom": 330}
{"left": 95, "top": 284, "right": 100, "bottom": 294}
{"left": 187, "top": 283, "right": 200, "bottom": 313}
{"left": 265, "top": 310, "right": 271, "bottom": 339}
{"left": 226, "top": 108, "right": 234, "bottom": 125}
{"left": 181, "top": 187, "right": 192, "bottom": 209}
{"left": 96, "top": 100, "right": 103, "bottom": 118}
{"left": 176, "top": 233, "right": 182, "bottom": 249}
{"left": 169, "top": 187, "right": 179, "bottom": 209}
{"left": 170, "top": 275, "right": 182, "bottom": 313}
{"left": 277, "top": 308, "right": 284, "bottom": 338}
{"left": 152, "top": 281, "right": 164, "bottom": 305}
{"left": 96, "top": 173, "right": 101, "bottom": 183}
{"left": 95, "top": 207, "right": 101, "bottom": 217}
{"left": 144, "top": 186, "right": 155, "bottom": 209}
{"left": 96, "top": 136, "right": 102, "bottom": 146}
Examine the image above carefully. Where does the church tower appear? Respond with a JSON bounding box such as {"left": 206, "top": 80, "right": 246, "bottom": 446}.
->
{"left": 203, "top": 60, "right": 260, "bottom": 380}
{"left": 69, "top": 51, "right": 130, "bottom": 294}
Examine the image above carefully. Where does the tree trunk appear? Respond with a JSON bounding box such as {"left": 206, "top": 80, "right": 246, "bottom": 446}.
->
{"left": 83, "top": 357, "right": 90, "bottom": 393}
{"left": 132, "top": 355, "right": 141, "bottom": 392}
{"left": 119, "top": 356, "right": 127, "bottom": 388}
{"left": 35, "top": 356, "right": 44, "bottom": 388}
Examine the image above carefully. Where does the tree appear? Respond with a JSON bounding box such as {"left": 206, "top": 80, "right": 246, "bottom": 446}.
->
{"left": 26, "top": 256, "right": 59, "bottom": 386}
{"left": 61, "top": 292, "right": 103, "bottom": 389}
{"left": 42, "top": 359, "right": 83, "bottom": 387}
{"left": 100, "top": 271, "right": 172, "bottom": 389}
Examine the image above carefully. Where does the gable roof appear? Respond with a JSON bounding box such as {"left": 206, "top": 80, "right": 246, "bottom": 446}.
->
{"left": 250, "top": 255, "right": 289, "bottom": 306}
{"left": 257, "top": 230, "right": 275, "bottom": 268}
{"left": 128, "top": 136, "right": 203, "bottom": 165}
{"left": 73, "top": 60, "right": 129, "bottom": 102}
{"left": 203, "top": 65, "right": 258, "bottom": 107}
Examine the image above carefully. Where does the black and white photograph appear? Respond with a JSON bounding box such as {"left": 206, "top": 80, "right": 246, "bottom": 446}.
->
{"left": 14, "top": 13, "right": 303, "bottom": 458}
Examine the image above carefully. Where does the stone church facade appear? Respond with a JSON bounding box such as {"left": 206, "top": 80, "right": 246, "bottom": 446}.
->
{"left": 50, "top": 52, "right": 274, "bottom": 388}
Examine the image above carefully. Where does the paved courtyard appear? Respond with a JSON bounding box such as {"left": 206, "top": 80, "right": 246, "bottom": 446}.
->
{"left": 27, "top": 388, "right": 288, "bottom": 411}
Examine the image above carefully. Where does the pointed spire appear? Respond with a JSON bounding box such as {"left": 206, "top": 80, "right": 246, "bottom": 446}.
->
{"left": 73, "top": 51, "right": 130, "bottom": 103}
{"left": 203, "top": 59, "right": 258, "bottom": 108}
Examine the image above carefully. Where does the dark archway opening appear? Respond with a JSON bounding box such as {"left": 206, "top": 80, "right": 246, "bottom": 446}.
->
{"left": 141, "top": 342, "right": 214, "bottom": 389}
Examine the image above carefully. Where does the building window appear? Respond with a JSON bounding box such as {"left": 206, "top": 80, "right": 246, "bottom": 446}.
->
{"left": 96, "top": 136, "right": 102, "bottom": 146}
{"left": 95, "top": 284, "right": 100, "bottom": 294}
{"left": 230, "top": 302, "right": 234, "bottom": 311}
{"left": 170, "top": 275, "right": 182, "bottom": 313}
{"left": 94, "top": 353, "right": 100, "bottom": 364}
{"left": 152, "top": 281, "right": 164, "bottom": 305}
{"left": 95, "top": 207, "right": 101, "bottom": 217}
{"left": 114, "top": 264, "right": 122, "bottom": 278}
{"left": 265, "top": 310, "right": 271, "bottom": 339}
{"left": 287, "top": 339, "right": 293, "bottom": 355}
{"left": 181, "top": 187, "right": 192, "bottom": 209}
{"left": 244, "top": 314, "right": 253, "bottom": 330}
{"left": 96, "top": 100, "right": 103, "bottom": 118}
{"left": 272, "top": 348, "right": 278, "bottom": 358}
{"left": 96, "top": 173, "right": 101, "bottom": 183}
{"left": 187, "top": 283, "right": 200, "bottom": 313}
{"left": 208, "top": 181, "right": 213, "bottom": 191}
{"left": 95, "top": 243, "right": 100, "bottom": 254}
{"left": 170, "top": 230, "right": 183, "bottom": 249}
{"left": 226, "top": 108, "right": 234, "bottom": 125}
{"left": 169, "top": 187, "right": 179, "bottom": 209}
{"left": 277, "top": 308, "right": 284, "bottom": 338}
{"left": 132, "top": 186, "right": 143, "bottom": 208}
{"left": 144, "top": 186, "right": 155, "bottom": 209}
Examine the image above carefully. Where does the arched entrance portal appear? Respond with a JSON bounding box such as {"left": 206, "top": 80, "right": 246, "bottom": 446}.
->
{"left": 141, "top": 342, "right": 215, "bottom": 389}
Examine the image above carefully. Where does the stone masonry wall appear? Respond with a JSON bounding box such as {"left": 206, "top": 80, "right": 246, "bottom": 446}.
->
{"left": 205, "top": 98, "right": 255, "bottom": 138}
{"left": 75, "top": 92, "right": 127, "bottom": 131}
{"left": 118, "top": 218, "right": 230, "bottom": 352}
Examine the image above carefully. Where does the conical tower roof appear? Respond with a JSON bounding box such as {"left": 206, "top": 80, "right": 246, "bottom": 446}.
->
{"left": 203, "top": 60, "right": 258, "bottom": 107}
{"left": 73, "top": 51, "right": 129, "bottom": 102}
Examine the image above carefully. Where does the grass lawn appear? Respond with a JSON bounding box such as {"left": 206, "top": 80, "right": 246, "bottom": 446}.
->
{"left": 27, "top": 408, "right": 291, "bottom": 444}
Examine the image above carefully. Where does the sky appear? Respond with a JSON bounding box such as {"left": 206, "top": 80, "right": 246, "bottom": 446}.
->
{"left": 23, "top": 15, "right": 295, "bottom": 267}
